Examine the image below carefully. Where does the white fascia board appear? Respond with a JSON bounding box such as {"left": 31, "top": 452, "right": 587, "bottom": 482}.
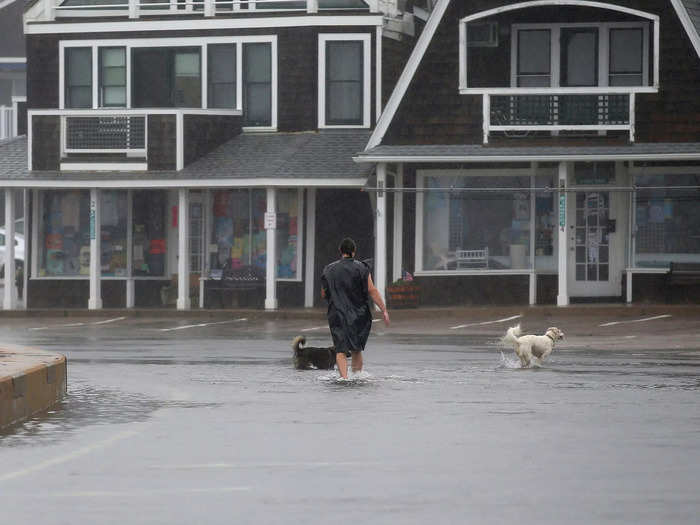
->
{"left": 353, "top": 152, "right": 700, "bottom": 163}
{"left": 25, "top": 15, "right": 384, "bottom": 35}
{"left": 365, "top": 0, "right": 451, "bottom": 150}
{"left": 671, "top": 0, "right": 700, "bottom": 60}
{"left": 0, "top": 57, "right": 26, "bottom": 63}
{"left": 0, "top": 177, "right": 370, "bottom": 189}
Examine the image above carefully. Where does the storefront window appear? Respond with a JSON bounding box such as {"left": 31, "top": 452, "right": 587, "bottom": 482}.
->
{"left": 634, "top": 173, "right": 700, "bottom": 268}
{"left": 209, "top": 189, "right": 300, "bottom": 279}
{"left": 101, "top": 190, "right": 127, "bottom": 277}
{"left": 421, "top": 174, "right": 531, "bottom": 271}
{"left": 132, "top": 190, "right": 167, "bottom": 276}
{"left": 39, "top": 190, "right": 90, "bottom": 277}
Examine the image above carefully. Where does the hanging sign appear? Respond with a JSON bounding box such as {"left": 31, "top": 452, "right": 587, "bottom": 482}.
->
{"left": 89, "top": 201, "right": 96, "bottom": 240}
{"left": 264, "top": 212, "right": 277, "bottom": 230}
{"left": 559, "top": 194, "right": 566, "bottom": 231}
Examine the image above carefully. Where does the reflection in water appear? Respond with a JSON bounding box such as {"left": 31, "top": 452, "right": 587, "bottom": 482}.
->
{"left": 0, "top": 381, "right": 219, "bottom": 446}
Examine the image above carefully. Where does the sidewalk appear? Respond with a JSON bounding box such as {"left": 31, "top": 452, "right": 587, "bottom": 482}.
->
{"left": 0, "top": 344, "right": 67, "bottom": 430}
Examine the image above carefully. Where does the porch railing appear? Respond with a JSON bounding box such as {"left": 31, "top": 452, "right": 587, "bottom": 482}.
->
{"left": 49, "top": 0, "right": 378, "bottom": 18}
{"left": 482, "top": 91, "right": 636, "bottom": 144}
{"left": 0, "top": 106, "right": 15, "bottom": 140}
{"left": 64, "top": 115, "right": 147, "bottom": 154}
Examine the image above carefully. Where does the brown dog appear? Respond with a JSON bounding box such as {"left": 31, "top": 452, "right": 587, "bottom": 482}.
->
{"left": 292, "top": 335, "right": 345, "bottom": 370}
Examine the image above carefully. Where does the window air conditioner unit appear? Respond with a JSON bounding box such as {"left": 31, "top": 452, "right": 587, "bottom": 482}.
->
{"left": 467, "top": 22, "right": 499, "bottom": 48}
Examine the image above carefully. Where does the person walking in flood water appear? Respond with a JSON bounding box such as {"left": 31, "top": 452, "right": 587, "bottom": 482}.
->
{"left": 321, "top": 237, "right": 390, "bottom": 379}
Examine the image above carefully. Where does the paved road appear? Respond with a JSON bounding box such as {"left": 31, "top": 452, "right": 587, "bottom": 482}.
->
{"left": 0, "top": 309, "right": 699, "bottom": 524}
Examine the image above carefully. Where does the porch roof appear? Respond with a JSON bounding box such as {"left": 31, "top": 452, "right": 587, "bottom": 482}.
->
{"left": 354, "top": 142, "right": 700, "bottom": 163}
{"left": 0, "top": 130, "right": 374, "bottom": 187}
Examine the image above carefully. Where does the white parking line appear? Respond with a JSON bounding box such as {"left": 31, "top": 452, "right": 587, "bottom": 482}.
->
{"left": 91, "top": 316, "right": 127, "bottom": 325}
{"left": 301, "top": 326, "right": 326, "bottom": 332}
{"left": 599, "top": 314, "right": 671, "bottom": 327}
{"left": 0, "top": 429, "right": 139, "bottom": 483}
{"left": 158, "top": 318, "right": 248, "bottom": 332}
{"left": 44, "top": 486, "right": 251, "bottom": 498}
{"left": 450, "top": 314, "right": 523, "bottom": 330}
{"left": 29, "top": 317, "right": 127, "bottom": 330}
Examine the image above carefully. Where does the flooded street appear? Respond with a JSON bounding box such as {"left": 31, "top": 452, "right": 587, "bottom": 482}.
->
{"left": 1, "top": 313, "right": 699, "bottom": 524}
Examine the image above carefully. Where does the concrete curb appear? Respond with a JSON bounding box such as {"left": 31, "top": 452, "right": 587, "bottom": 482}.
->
{"left": 0, "top": 344, "right": 67, "bottom": 430}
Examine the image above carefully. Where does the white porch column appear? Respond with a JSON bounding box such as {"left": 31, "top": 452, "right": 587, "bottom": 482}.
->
{"left": 265, "top": 187, "right": 278, "bottom": 310}
{"left": 392, "top": 164, "right": 404, "bottom": 283}
{"left": 3, "top": 189, "right": 17, "bottom": 310}
{"left": 304, "top": 188, "right": 316, "bottom": 308}
{"left": 177, "top": 188, "right": 191, "bottom": 310}
{"left": 88, "top": 188, "right": 102, "bottom": 310}
{"left": 375, "top": 163, "right": 388, "bottom": 299}
{"left": 557, "top": 162, "right": 569, "bottom": 307}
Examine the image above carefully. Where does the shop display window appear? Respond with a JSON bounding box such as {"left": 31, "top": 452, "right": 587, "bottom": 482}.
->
{"left": 39, "top": 190, "right": 90, "bottom": 277}
{"left": 209, "top": 189, "right": 300, "bottom": 279}
{"left": 421, "top": 175, "right": 531, "bottom": 271}
{"left": 132, "top": 190, "right": 167, "bottom": 276}
{"left": 101, "top": 190, "right": 127, "bottom": 277}
{"left": 634, "top": 173, "right": 700, "bottom": 268}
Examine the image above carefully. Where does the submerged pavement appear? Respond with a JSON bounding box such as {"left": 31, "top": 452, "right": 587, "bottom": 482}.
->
{"left": 0, "top": 307, "right": 699, "bottom": 524}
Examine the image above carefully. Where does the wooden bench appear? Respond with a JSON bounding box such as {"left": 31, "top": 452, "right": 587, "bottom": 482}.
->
{"left": 456, "top": 248, "right": 489, "bottom": 269}
{"left": 667, "top": 262, "right": 700, "bottom": 286}
{"left": 204, "top": 263, "right": 265, "bottom": 308}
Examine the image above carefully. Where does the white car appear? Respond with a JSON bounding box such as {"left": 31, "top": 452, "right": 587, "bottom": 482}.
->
{"left": 0, "top": 226, "right": 25, "bottom": 278}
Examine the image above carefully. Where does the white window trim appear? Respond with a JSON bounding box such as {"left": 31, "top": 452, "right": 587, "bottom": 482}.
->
{"left": 59, "top": 35, "right": 277, "bottom": 129}
{"left": 509, "top": 21, "right": 650, "bottom": 90}
{"left": 414, "top": 168, "right": 543, "bottom": 276}
{"left": 458, "top": 0, "right": 660, "bottom": 94}
{"left": 318, "top": 33, "right": 372, "bottom": 129}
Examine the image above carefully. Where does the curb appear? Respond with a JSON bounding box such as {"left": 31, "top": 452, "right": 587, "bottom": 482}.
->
{"left": 0, "top": 345, "right": 67, "bottom": 431}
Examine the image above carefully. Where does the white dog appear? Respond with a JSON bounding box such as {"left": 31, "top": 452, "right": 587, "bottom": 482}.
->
{"left": 502, "top": 324, "right": 565, "bottom": 368}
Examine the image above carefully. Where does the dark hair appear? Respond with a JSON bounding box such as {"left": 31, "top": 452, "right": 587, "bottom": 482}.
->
{"left": 339, "top": 237, "right": 356, "bottom": 256}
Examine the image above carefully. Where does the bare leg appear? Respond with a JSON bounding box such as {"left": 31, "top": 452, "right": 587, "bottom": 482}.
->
{"left": 351, "top": 351, "right": 363, "bottom": 374}
{"left": 336, "top": 352, "right": 348, "bottom": 379}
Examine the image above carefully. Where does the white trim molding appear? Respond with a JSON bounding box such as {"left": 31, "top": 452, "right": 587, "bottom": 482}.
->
{"left": 2, "top": 178, "right": 369, "bottom": 189}
{"left": 671, "top": 0, "right": 700, "bottom": 60}
{"left": 318, "top": 33, "right": 372, "bottom": 129}
{"left": 459, "top": 1, "right": 660, "bottom": 92}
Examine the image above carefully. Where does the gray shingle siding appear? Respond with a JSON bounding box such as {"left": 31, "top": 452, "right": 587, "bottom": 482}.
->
{"left": 0, "top": 1, "right": 27, "bottom": 58}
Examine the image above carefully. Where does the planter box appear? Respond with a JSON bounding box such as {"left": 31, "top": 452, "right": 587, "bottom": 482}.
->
{"left": 387, "top": 282, "right": 419, "bottom": 309}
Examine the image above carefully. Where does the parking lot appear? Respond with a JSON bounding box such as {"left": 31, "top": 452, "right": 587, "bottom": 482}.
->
{"left": 1, "top": 307, "right": 699, "bottom": 524}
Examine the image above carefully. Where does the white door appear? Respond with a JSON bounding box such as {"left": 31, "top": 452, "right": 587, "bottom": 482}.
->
{"left": 567, "top": 164, "right": 624, "bottom": 297}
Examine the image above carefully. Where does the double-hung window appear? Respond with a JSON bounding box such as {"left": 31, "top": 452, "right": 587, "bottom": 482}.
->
{"left": 318, "top": 34, "right": 371, "bottom": 128}
{"left": 65, "top": 47, "right": 92, "bottom": 109}
{"left": 243, "top": 43, "right": 272, "bottom": 127}
{"left": 131, "top": 48, "right": 201, "bottom": 108}
{"left": 99, "top": 47, "right": 126, "bottom": 107}
{"left": 208, "top": 44, "right": 237, "bottom": 109}
{"left": 609, "top": 28, "right": 643, "bottom": 86}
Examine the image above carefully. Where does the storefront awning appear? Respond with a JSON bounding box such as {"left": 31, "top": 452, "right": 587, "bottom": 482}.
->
{"left": 354, "top": 142, "right": 700, "bottom": 164}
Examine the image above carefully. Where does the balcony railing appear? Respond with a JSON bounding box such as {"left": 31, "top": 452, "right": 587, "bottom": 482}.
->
{"left": 65, "top": 115, "right": 146, "bottom": 154}
{"left": 49, "top": 0, "right": 377, "bottom": 18}
{"left": 482, "top": 90, "right": 636, "bottom": 144}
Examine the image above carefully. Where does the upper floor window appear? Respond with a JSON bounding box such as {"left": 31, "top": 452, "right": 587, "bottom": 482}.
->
{"left": 208, "top": 44, "right": 236, "bottom": 110}
{"left": 318, "top": 34, "right": 371, "bottom": 128}
{"left": 511, "top": 23, "right": 650, "bottom": 89}
{"left": 65, "top": 47, "right": 92, "bottom": 108}
{"left": 132, "top": 47, "right": 201, "bottom": 108}
{"left": 243, "top": 43, "right": 272, "bottom": 127}
{"left": 99, "top": 47, "right": 126, "bottom": 107}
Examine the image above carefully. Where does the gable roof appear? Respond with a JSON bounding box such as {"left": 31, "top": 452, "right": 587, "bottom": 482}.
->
{"left": 367, "top": 0, "right": 700, "bottom": 150}
{"left": 672, "top": 0, "right": 700, "bottom": 58}
{"left": 0, "top": 0, "right": 27, "bottom": 58}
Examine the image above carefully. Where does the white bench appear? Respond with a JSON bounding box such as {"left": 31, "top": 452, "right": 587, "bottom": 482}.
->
{"left": 456, "top": 248, "right": 489, "bottom": 269}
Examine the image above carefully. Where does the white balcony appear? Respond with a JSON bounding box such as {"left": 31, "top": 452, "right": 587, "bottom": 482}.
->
{"left": 482, "top": 90, "right": 637, "bottom": 144}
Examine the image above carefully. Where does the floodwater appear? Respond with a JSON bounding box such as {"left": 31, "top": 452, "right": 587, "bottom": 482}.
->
{"left": 1, "top": 317, "right": 699, "bottom": 524}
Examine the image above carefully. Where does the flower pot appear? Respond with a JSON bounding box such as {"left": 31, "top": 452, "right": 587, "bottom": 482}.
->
{"left": 387, "top": 281, "right": 419, "bottom": 309}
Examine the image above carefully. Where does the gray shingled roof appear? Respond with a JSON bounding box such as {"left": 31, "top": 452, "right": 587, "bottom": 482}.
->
{"left": 0, "top": 1, "right": 27, "bottom": 58}
{"left": 0, "top": 131, "right": 374, "bottom": 184}
{"left": 680, "top": 0, "right": 700, "bottom": 37}
{"left": 355, "top": 142, "right": 700, "bottom": 162}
